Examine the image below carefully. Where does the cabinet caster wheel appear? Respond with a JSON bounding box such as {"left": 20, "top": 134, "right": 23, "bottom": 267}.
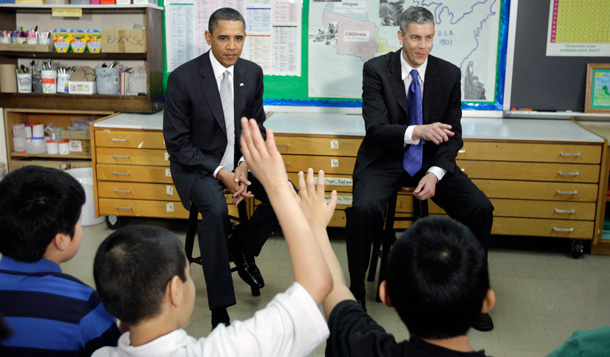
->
{"left": 106, "top": 215, "right": 122, "bottom": 230}
{"left": 251, "top": 286, "right": 260, "bottom": 297}
{"left": 571, "top": 239, "right": 584, "bottom": 259}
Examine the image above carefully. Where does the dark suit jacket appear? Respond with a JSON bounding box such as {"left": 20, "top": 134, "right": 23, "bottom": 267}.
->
{"left": 163, "top": 51, "right": 266, "bottom": 209}
{"left": 354, "top": 50, "right": 463, "bottom": 180}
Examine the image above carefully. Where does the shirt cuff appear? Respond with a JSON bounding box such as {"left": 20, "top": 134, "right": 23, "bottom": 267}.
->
{"left": 427, "top": 166, "right": 446, "bottom": 181}
{"left": 404, "top": 125, "right": 420, "bottom": 146}
{"left": 213, "top": 166, "right": 222, "bottom": 178}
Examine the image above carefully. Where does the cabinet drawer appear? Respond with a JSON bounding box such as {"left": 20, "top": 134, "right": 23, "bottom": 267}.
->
{"left": 99, "top": 198, "right": 242, "bottom": 220}
{"left": 98, "top": 182, "right": 179, "bottom": 201}
{"left": 458, "top": 141, "right": 601, "bottom": 164}
{"left": 490, "top": 217, "right": 594, "bottom": 239}
{"left": 329, "top": 210, "right": 347, "bottom": 227}
{"left": 96, "top": 164, "right": 173, "bottom": 183}
{"left": 96, "top": 148, "right": 169, "bottom": 166}
{"left": 286, "top": 172, "right": 353, "bottom": 193}
{"left": 283, "top": 155, "right": 356, "bottom": 175}
{"left": 275, "top": 136, "right": 361, "bottom": 156}
{"left": 472, "top": 179, "right": 599, "bottom": 202}
{"left": 95, "top": 130, "right": 165, "bottom": 149}
{"left": 457, "top": 161, "right": 600, "bottom": 183}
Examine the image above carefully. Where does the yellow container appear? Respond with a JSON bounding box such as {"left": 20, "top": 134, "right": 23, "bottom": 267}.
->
{"left": 53, "top": 29, "right": 72, "bottom": 53}
{"left": 86, "top": 30, "right": 102, "bottom": 53}
{"left": 71, "top": 30, "right": 87, "bottom": 53}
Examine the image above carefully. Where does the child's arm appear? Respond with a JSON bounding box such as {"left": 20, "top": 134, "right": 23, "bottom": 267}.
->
{"left": 295, "top": 168, "right": 356, "bottom": 320}
{"left": 239, "top": 117, "right": 333, "bottom": 305}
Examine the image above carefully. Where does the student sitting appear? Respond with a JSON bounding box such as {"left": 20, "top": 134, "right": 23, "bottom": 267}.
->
{"left": 0, "top": 166, "right": 121, "bottom": 356}
{"left": 91, "top": 117, "right": 336, "bottom": 356}
{"left": 321, "top": 216, "right": 495, "bottom": 356}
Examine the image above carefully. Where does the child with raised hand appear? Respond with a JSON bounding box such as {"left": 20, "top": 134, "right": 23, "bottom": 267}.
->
{"left": 92, "top": 117, "right": 337, "bottom": 357}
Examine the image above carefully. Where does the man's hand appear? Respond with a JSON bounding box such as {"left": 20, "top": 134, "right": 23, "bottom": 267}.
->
{"left": 413, "top": 122, "right": 454, "bottom": 145}
{"left": 232, "top": 161, "right": 253, "bottom": 205}
{"left": 240, "top": 117, "right": 288, "bottom": 191}
{"left": 292, "top": 169, "right": 338, "bottom": 230}
{"left": 413, "top": 172, "right": 438, "bottom": 200}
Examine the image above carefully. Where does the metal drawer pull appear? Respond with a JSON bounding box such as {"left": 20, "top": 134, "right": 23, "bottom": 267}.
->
{"left": 557, "top": 190, "right": 577, "bottom": 195}
{"left": 114, "top": 206, "right": 132, "bottom": 210}
{"left": 560, "top": 152, "right": 581, "bottom": 157}
{"left": 113, "top": 189, "right": 131, "bottom": 193}
{"left": 559, "top": 171, "right": 579, "bottom": 176}
{"left": 111, "top": 138, "right": 128, "bottom": 142}
{"left": 553, "top": 227, "right": 574, "bottom": 232}
{"left": 555, "top": 209, "right": 575, "bottom": 214}
{"left": 112, "top": 155, "right": 130, "bottom": 159}
{"left": 276, "top": 144, "right": 290, "bottom": 148}
{"left": 112, "top": 172, "right": 130, "bottom": 176}
{"left": 458, "top": 150, "right": 466, "bottom": 154}
{"left": 284, "top": 163, "right": 290, "bottom": 166}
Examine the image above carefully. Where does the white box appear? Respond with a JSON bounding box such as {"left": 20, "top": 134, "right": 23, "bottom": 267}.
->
{"left": 68, "top": 81, "right": 97, "bottom": 95}
{"left": 116, "top": 0, "right": 130, "bottom": 4}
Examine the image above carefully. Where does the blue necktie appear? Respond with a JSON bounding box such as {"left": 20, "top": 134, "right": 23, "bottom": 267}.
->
{"left": 403, "top": 69, "right": 423, "bottom": 176}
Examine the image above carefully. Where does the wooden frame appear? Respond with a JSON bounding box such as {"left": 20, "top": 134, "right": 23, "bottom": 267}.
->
{"left": 585, "top": 63, "right": 610, "bottom": 113}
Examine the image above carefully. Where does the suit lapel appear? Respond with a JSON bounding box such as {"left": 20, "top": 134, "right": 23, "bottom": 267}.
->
{"left": 389, "top": 50, "right": 408, "bottom": 120}
{"left": 423, "top": 56, "right": 440, "bottom": 124}
{"left": 199, "top": 52, "right": 226, "bottom": 134}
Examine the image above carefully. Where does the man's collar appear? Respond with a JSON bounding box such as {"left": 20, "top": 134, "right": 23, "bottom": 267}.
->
{"left": 209, "top": 50, "right": 235, "bottom": 80}
{"left": 400, "top": 52, "right": 428, "bottom": 82}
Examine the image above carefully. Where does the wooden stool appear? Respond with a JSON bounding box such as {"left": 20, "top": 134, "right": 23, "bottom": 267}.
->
{"left": 367, "top": 187, "right": 429, "bottom": 301}
{"left": 184, "top": 194, "right": 260, "bottom": 296}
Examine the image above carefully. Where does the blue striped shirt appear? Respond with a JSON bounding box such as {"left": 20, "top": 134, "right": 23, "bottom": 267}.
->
{"left": 0, "top": 256, "right": 120, "bottom": 356}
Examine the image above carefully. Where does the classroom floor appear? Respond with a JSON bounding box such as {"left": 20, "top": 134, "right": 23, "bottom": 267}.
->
{"left": 66, "top": 218, "right": 610, "bottom": 357}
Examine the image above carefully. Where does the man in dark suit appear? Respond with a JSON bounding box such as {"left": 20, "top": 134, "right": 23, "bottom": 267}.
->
{"left": 345, "top": 6, "right": 495, "bottom": 331}
{"left": 163, "top": 7, "right": 278, "bottom": 328}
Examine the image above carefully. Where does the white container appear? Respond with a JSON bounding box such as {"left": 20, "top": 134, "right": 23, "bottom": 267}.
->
{"left": 26, "top": 137, "right": 46, "bottom": 154}
{"left": 24, "top": 125, "right": 32, "bottom": 139}
{"left": 12, "top": 123, "right": 25, "bottom": 139}
{"left": 58, "top": 141, "right": 70, "bottom": 155}
{"left": 95, "top": 67, "right": 120, "bottom": 95}
{"left": 42, "top": 70, "right": 57, "bottom": 94}
{"left": 66, "top": 168, "right": 106, "bottom": 226}
{"left": 47, "top": 140, "right": 59, "bottom": 154}
{"left": 17, "top": 73, "right": 32, "bottom": 93}
{"left": 32, "top": 123, "right": 44, "bottom": 138}
{"left": 13, "top": 137, "right": 26, "bottom": 153}
{"left": 57, "top": 73, "right": 70, "bottom": 94}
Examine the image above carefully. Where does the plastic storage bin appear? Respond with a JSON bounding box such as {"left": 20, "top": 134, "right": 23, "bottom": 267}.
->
{"left": 67, "top": 167, "right": 106, "bottom": 226}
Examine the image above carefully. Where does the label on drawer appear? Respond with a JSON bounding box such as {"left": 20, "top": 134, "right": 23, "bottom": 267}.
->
{"left": 166, "top": 186, "right": 174, "bottom": 195}
{"left": 166, "top": 202, "right": 174, "bottom": 212}
{"left": 325, "top": 195, "right": 352, "bottom": 205}
{"left": 164, "top": 152, "right": 170, "bottom": 161}
{"left": 315, "top": 176, "right": 353, "bottom": 186}
{"left": 331, "top": 159, "right": 339, "bottom": 167}
{"left": 330, "top": 140, "right": 339, "bottom": 149}
{"left": 165, "top": 169, "right": 172, "bottom": 177}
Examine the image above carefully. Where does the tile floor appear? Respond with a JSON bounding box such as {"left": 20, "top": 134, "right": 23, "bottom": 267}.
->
{"left": 66, "top": 217, "right": 610, "bottom": 357}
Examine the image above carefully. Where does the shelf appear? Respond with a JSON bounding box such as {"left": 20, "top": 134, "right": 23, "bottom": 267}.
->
{"left": 0, "top": 51, "right": 147, "bottom": 60}
{"left": 10, "top": 152, "right": 90, "bottom": 160}
{"left": 0, "top": 93, "right": 161, "bottom": 113}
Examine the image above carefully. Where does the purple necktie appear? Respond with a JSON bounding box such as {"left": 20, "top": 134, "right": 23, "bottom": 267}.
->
{"left": 403, "top": 69, "right": 423, "bottom": 176}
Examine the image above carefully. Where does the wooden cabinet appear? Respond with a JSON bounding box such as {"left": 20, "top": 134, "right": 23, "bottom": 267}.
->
{"left": 91, "top": 113, "right": 244, "bottom": 225}
{"left": 3, "top": 108, "right": 112, "bottom": 171}
{"left": 0, "top": 4, "right": 163, "bottom": 113}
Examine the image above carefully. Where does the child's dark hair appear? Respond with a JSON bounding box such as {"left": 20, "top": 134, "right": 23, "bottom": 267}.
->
{"left": 0, "top": 166, "right": 85, "bottom": 262}
{"left": 386, "top": 216, "right": 489, "bottom": 339}
{"left": 93, "top": 225, "right": 187, "bottom": 325}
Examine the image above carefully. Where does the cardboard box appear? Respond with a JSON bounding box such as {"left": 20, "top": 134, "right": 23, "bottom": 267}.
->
{"left": 68, "top": 81, "right": 97, "bottom": 95}
{"left": 66, "top": 160, "right": 92, "bottom": 169}
{"left": 69, "top": 140, "right": 91, "bottom": 154}
{"left": 61, "top": 129, "right": 90, "bottom": 140}
{"left": 100, "top": 29, "right": 125, "bottom": 53}
{"left": 124, "top": 29, "right": 146, "bottom": 53}
{"left": 11, "top": 160, "right": 69, "bottom": 171}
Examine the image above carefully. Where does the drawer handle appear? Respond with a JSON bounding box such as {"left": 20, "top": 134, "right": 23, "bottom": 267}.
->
{"left": 560, "top": 152, "right": 581, "bottom": 157}
{"left": 113, "top": 189, "right": 131, "bottom": 193}
{"left": 559, "top": 171, "right": 579, "bottom": 176}
{"left": 458, "top": 149, "right": 466, "bottom": 154}
{"left": 555, "top": 209, "right": 575, "bottom": 214}
{"left": 111, "top": 138, "right": 129, "bottom": 142}
{"left": 112, "top": 155, "right": 130, "bottom": 159}
{"left": 553, "top": 227, "right": 574, "bottom": 232}
{"left": 276, "top": 144, "right": 290, "bottom": 148}
{"left": 112, "top": 172, "right": 130, "bottom": 176}
{"left": 114, "top": 206, "right": 132, "bottom": 210}
{"left": 557, "top": 190, "right": 577, "bottom": 195}
{"left": 284, "top": 163, "right": 290, "bottom": 166}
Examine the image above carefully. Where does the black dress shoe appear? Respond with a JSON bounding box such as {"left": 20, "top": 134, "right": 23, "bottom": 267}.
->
{"left": 211, "top": 307, "right": 230, "bottom": 329}
{"left": 228, "top": 238, "right": 265, "bottom": 288}
{"left": 472, "top": 312, "right": 494, "bottom": 332}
